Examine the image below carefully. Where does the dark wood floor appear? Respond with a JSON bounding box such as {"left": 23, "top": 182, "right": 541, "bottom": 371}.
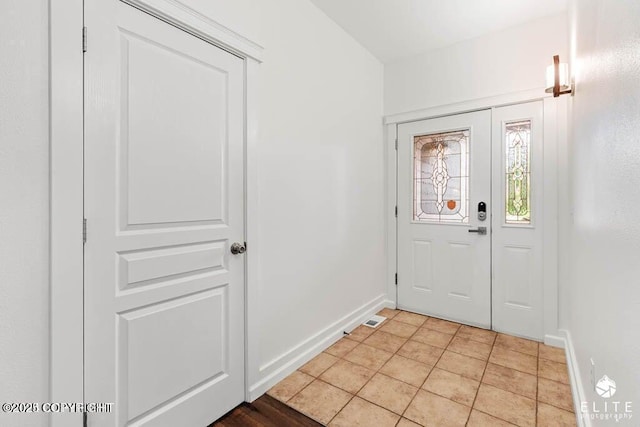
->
{"left": 210, "top": 395, "right": 321, "bottom": 427}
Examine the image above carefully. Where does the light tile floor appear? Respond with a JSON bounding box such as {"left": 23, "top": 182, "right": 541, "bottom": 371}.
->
{"left": 267, "top": 308, "right": 576, "bottom": 426}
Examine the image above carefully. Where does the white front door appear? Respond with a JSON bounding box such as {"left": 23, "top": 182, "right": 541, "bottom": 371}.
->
{"left": 397, "top": 110, "right": 492, "bottom": 328}
{"left": 84, "top": 2, "right": 245, "bottom": 426}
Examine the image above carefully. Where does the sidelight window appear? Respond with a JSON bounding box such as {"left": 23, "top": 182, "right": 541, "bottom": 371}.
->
{"left": 505, "top": 120, "right": 531, "bottom": 224}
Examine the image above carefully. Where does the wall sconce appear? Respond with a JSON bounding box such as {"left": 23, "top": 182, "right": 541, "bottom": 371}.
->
{"left": 545, "top": 55, "right": 572, "bottom": 97}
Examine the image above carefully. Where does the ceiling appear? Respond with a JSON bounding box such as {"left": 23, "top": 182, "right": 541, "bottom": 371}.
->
{"left": 309, "top": 0, "right": 568, "bottom": 62}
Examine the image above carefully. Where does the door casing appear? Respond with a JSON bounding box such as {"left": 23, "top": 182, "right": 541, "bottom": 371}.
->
{"left": 384, "top": 92, "right": 564, "bottom": 345}
{"left": 49, "top": 1, "right": 263, "bottom": 425}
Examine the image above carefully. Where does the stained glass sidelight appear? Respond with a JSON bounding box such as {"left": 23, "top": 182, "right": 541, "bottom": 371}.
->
{"left": 413, "top": 130, "right": 469, "bottom": 223}
{"left": 505, "top": 120, "right": 531, "bottom": 224}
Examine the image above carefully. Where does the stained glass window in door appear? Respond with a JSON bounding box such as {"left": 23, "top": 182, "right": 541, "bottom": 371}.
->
{"left": 413, "top": 130, "right": 469, "bottom": 223}
{"left": 505, "top": 120, "right": 531, "bottom": 224}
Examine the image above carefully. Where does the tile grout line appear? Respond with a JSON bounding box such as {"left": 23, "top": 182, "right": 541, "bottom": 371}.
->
{"left": 318, "top": 377, "right": 354, "bottom": 426}
{"left": 465, "top": 332, "right": 496, "bottom": 426}
{"left": 398, "top": 320, "right": 462, "bottom": 425}
{"left": 466, "top": 334, "right": 539, "bottom": 426}
{"left": 282, "top": 362, "right": 340, "bottom": 425}
{"left": 330, "top": 374, "right": 410, "bottom": 424}
{"left": 328, "top": 336, "right": 394, "bottom": 424}
{"left": 346, "top": 311, "right": 437, "bottom": 425}
{"left": 469, "top": 407, "right": 519, "bottom": 426}
{"left": 325, "top": 309, "right": 421, "bottom": 425}
{"left": 486, "top": 338, "right": 553, "bottom": 378}
{"left": 326, "top": 337, "right": 393, "bottom": 425}
{"left": 470, "top": 338, "right": 543, "bottom": 426}
{"left": 536, "top": 378, "right": 576, "bottom": 414}
{"left": 467, "top": 348, "right": 537, "bottom": 425}
{"left": 344, "top": 313, "right": 424, "bottom": 424}
{"left": 494, "top": 333, "right": 547, "bottom": 357}
{"left": 369, "top": 310, "right": 419, "bottom": 425}
{"left": 328, "top": 309, "right": 425, "bottom": 425}
{"left": 285, "top": 346, "right": 366, "bottom": 423}
{"left": 368, "top": 329, "right": 492, "bottom": 390}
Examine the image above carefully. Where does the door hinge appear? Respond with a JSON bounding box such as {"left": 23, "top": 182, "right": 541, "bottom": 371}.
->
{"left": 82, "top": 26, "right": 87, "bottom": 52}
{"left": 83, "top": 411, "right": 87, "bottom": 427}
{"left": 395, "top": 273, "right": 398, "bottom": 285}
{"left": 83, "top": 218, "right": 87, "bottom": 244}
{"left": 395, "top": 138, "right": 398, "bottom": 150}
{"left": 395, "top": 206, "right": 398, "bottom": 218}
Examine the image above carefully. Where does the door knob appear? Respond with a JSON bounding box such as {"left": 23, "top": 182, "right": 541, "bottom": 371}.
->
{"left": 468, "top": 227, "right": 487, "bottom": 235}
{"left": 230, "top": 242, "right": 246, "bottom": 255}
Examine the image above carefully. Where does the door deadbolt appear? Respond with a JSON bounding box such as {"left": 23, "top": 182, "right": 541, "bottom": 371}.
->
{"left": 478, "top": 201, "right": 487, "bottom": 221}
{"left": 230, "top": 242, "right": 246, "bottom": 255}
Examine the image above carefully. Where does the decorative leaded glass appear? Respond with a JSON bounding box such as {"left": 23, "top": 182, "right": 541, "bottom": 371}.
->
{"left": 413, "top": 130, "right": 469, "bottom": 223}
{"left": 505, "top": 120, "right": 531, "bottom": 224}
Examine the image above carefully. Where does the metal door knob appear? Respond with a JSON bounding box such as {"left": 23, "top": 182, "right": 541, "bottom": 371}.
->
{"left": 230, "top": 242, "right": 246, "bottom": 255}
{"left": 468, "top": 227, "right": 487, "bottom": 235}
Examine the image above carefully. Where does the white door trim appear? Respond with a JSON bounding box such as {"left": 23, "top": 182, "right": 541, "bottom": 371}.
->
{"left": 50, "top": 2, "right": 84, "bottom": 426}
{"left": 121, "top": 0, "right": 264, "bottom": 62}
{"left": 384, "top": 90, "right": 563, "bottom": 343}
{"left": 50, "top": 2, "right": 263, "bottom": 425}
{"left": 385, "top": 124, "right": 399, "bottom": 308}
{"left": 384, "top": 88, "right": 548, "bottom": 125}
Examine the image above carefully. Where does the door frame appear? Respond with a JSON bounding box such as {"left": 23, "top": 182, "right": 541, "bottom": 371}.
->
{"left": 384, "top": 90, "right": 566, "bottom": 346}
{"left": 50, "top": 1, "right": 263, "bottom": 425}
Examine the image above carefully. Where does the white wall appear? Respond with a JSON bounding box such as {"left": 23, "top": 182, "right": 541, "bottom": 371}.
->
{"left": 0, "top": 1, "right": 50, "bottom": 426}
{"left": 562, "top": 0, "right": 640, "bottom": 418}
{"left": 384, "top": 12, "right": 568, "bottom": 115}
{"left": 248, "top": 0, "right": 386, "bottom": 393}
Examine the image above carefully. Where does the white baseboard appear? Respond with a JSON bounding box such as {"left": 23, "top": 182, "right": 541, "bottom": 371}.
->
{"left": 247, "top": 294, "right": 390, "bottom": 401}
{"left": 544, "top": 333, "right": 566, "bottom": 348}
{"left": 383, "top": 299, "right": 397, "bottom": 309}
{"left": 559, "top": 329, "right": 592, "bottom": 427}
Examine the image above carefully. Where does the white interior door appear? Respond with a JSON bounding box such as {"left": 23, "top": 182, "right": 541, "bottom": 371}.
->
{"left": 491, "top": 101, "right": 544, "bottom": 340}
{"left": 84, "top": 2, "right": 245, "bottom": 426}
{"left": 397, "top": 110, "right": 492, "bottom": 328}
